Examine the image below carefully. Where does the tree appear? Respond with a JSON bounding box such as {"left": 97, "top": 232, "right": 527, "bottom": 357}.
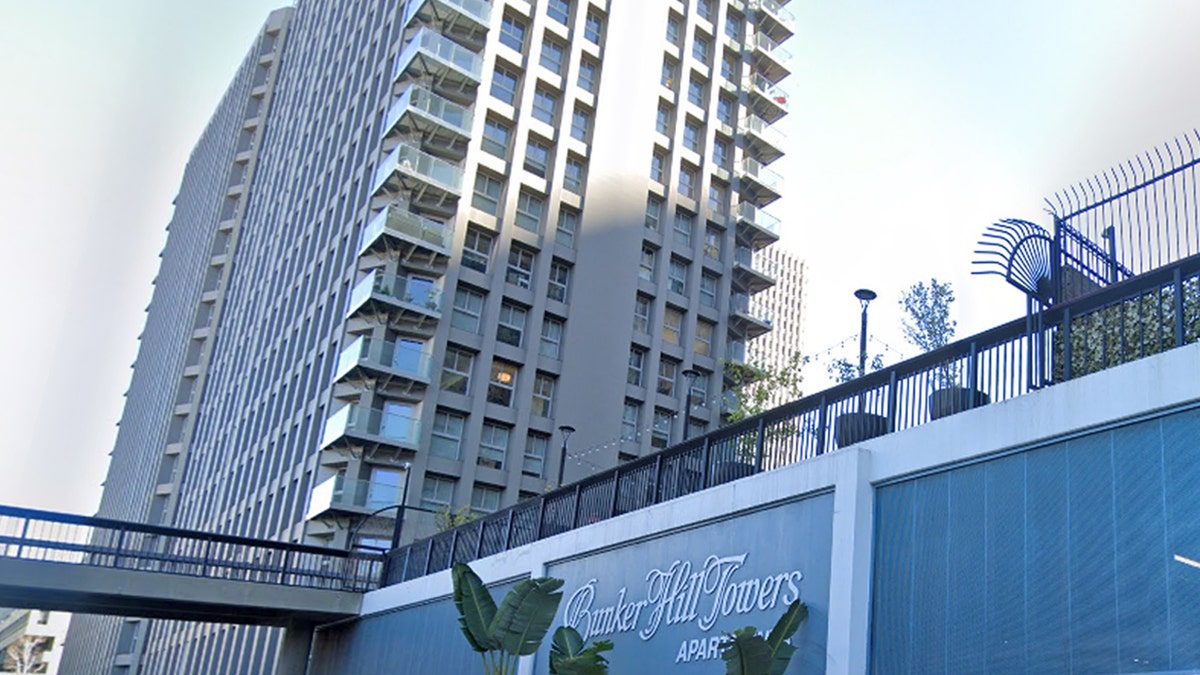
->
{"left": 435, "top": 505, "right": 478, "bottom": 533}
{"left": 899, "top": 278, "right": 957, "bottom": 386}
{"left": 723, "top": 351, "right": 807, "bottom": 423}
{"left": 825, "top": 354, "right": 884, "bottom": 384}
{"left": 451, "top": 562, "right": 564, "bottom": 675}
{"left": 4, "top": 636, "right": 50, "bottom": 674}
{"left": 719, "top": 600, "right": 808, "bottom": 675}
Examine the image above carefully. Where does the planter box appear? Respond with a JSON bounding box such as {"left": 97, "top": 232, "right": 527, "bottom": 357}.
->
{"left": 834, "top": 412, "right": 889, "bottom": 448}
{"left": 928, "top": 387, "right": 991, "bottom": 420}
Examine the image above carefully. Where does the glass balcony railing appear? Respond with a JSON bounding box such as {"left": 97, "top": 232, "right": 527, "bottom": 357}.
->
{"left": 347, "top": 270, "right": 443, "bottom": 316}
{"left": 384, "top": 84, "right": 474, "bottom": 139}
{"left": 751, "top": 32, "right": 791, "bottom": 64}
{"left": 737, "top": 203, "right": 781, "bottom": 234}
{"left": 731, "top": 292, "right": 774, "bottom": 326}
{"left": 334, "top": 335, "right": 435, "bottom": 382}
{"left": 307, "top": 475, "right": 407, "bottom": 517}
{"left": 747, "top": 74, "right": 789, "bottom": 111}
{"left": 751, "top": 0, "right": 795, "bottom": 34}
{"left": 734, "top": 247, "right": 777, "bottom": 279}
{"left": 403, "top": 0, "right": 492, "bottom": 31}
{"left": 372, "top": 142, "right": 464, "bottom": 196}
{"left": 321, "top": 403, "right": 422, "bottom": 448}
{"left": 740, "top": 114, "right": 786, "bottom": 151}
{"left": 393, "top": 27, "right": 483, "bottom": 83}
{"left": 726, "top": 340, "right": 747, "bottom": 365}
{"left": 740, "top": 157, "right": 783, "bottom": 193}
{"left": 359, "top": 204, "right": 454, "bottom": 254}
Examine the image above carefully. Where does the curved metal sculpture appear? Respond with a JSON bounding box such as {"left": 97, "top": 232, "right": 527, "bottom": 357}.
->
{"left": 972, "top": 218, "right": 1054, "bottom": 303}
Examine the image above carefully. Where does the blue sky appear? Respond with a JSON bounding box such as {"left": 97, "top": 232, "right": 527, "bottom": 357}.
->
{"left": 0, "top": 1, "right": 1197, "bottom": 513}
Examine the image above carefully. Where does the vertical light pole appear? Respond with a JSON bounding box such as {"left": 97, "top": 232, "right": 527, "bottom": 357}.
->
{"left": 388, "top": 462, "right": 412, "bottom": 549}
{"left": 681, "top": 368, "right": 700, "bottom": 440}
{"left": 854, "top": 289, "right": 877, "bottom": 377}
{"left": 556, "top": 425, "right": 576, "bottom": 487}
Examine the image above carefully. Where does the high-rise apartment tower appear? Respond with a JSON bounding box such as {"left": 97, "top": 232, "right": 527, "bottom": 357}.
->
{"left": 63, "top": 0, "right": 792, "bottom": 672}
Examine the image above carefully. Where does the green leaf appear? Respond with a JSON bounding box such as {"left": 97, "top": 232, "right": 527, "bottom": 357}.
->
{"left": 451, "top": 563, "right": 497, "bottom": 653}
{"left": 550, "top": 627, "right": 612, "bottom": 674}
{"left": 489, "top": 576, "right": 564, "bottom": 656}
{"left": 766, "top": 600, "right": 807, "bottom": 654}
{"left": 721, "top": 627, "right": 772, "bottom": 675}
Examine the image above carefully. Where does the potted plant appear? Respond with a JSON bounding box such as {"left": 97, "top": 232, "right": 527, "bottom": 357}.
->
{"left": 899, "top": 279, "right": 990, "bottom": 420}
{"left": 826, "top": 356, "right": 888, "bottom": 448}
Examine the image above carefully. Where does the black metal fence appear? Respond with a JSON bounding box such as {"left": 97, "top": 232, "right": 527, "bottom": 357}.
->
{"left": 0, "top": 505, "right": 383, "bottom": 592}
{"left": 383, "top": 253, "right": 1200, "bottom": 586}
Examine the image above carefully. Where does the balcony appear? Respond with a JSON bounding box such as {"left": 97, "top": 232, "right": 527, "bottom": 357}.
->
{"left": 730, "top": 293, "right": 774, "bottom": 339}
{"left": 733, "top": 246, "right": 777, "bottom": 294}
{"left": 740, "top": 115, "right": 786, "bottom": 166}
{"left": 384, "top": 84, "right": 474, "bottom": 161}
{"left": 746, "top": 74, "right": 788, "bottom": 124}
{"left": 750, "top": 32, "right": 791, "bottom": 84}
{"left": 371, "top": 142, "right": 463, "bottom": 210}
{"left": 334, "top": 334, "right": 435, "bottom": 392}
{"left": 402, "top": 0, "right": 492, "bottom": 52}
{"left": 393, "top": 27, "right": 482, "bottom": 105}
{"left": 736, "top": 202, "right": 781, "bottom": 250}
{"left": 305, "top": 475, "right": 407, "bottom": 521}
{"left": 738, "top": 157, "right": 783, "bottom": 207}
{"left": 320, "top": 403, "right": 422, "bottom": 454}
{"left": 358, "top": 204, "right": 453, "bottom": 266}
{"left": 750, "top": 0, "right": 795, "bottom": 43}
{"left": 346, "top": 269, "right": 443, "bottom": 332}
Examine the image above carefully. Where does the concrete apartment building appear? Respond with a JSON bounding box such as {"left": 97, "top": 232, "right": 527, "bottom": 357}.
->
{"left": 745, "top": 243, "right": 805, "bottom": 407}
{"left": 63, "top": 0, "right": 792, "bottom": 672}
{"left": 0, "top": 609, "right": 69, "bottom": 674}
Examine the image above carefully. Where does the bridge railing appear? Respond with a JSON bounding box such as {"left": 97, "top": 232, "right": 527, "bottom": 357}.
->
{"left": 0, "top": 506, "right": 382, "bottom": 592}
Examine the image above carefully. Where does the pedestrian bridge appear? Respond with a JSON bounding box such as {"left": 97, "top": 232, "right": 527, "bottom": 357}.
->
{"left": 0, "top": 505, "right": 381, "bottom": 626}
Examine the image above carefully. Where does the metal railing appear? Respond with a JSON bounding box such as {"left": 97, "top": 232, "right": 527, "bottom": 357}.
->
{"left": 0, "top": 505, "right": 382, "bottom": 592}
{"left": 383, "top": 253, "right": 1200, "bottom": 586}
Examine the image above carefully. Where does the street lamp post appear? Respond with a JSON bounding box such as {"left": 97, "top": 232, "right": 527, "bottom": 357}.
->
{"left": 854, "top": 289, "right": 877, "bottom": 377}
{"left": 681, "top": 368, "right": 700, "bottom": 440}
{"left": 556, "top": 425, "right": 576, "bottom": 487}
{"left": 388, "top": 462, "right": 412, "bottom": 549}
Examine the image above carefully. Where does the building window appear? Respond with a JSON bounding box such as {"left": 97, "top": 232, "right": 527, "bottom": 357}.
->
{"left": 645, "top": 195, "right": 663, "bottom": 230}
{"left": 584, "top": 10, "right": 603, "bottom": 44}
{"left": 563, "top": 157, "right": 585, "bottom": 194}
{"left": 540, "top": 316, "right": 564, "bottom": 359}
{"left": 697, "top": 0, "right": 713, "bottom": 21}
{"left": 497, "top": 302, "right": 527, "bottom": 347}
{"left": 700, "top": 272, "right": 718, "bottom": 308}
{"left": 668, "top": 258, "right": 688, "bottom": 294}
{"left": 556, "top": 206, "right": 579, "bottom": 248}
{"left": 491, "top": 64, "right": 520, "bottom": 105}
{"left": 633, "top": 295, "right": 651, "bottom": 333}
{"left": 666, "top": 14, "right": 682, "bottom": 45}
{"left": 430, "top": 410, "right": 466, "bottom": 459}
{"left": 692, "top": 33, "right": 711, "bottom": 65}
{"left": 515, "top": 190, "right": 545, "bottom": 232}
{"left": 708, "top": 182, "right": 728, "bottom": 216}
{"left": 725, "top": 12, "right": 742, "bottom": 41}
{"left": 687, "top": 75, "right": 706, "bottom": 107}
{"left": 651, "top": 409, "right": 672, "bottom": 448}
{"left": 487, "top": 361, "right": 518, "bottom": 406}
{"left": 674, "top": 209, "right": 694, "bottom": 248}
{"left": 694, "top": 320, "right": 714, "bottom": 357}
{"left": 548, "top": 260, "right": 571, "bottom": 302}
{"left": 532, "top": 87, "right": 559, "bottom": 124}
{"left": 713, "top": 137, "right": 730, "bottom": 168}
{"left": 683, "top": 120, "right": 701, "bottom": 152}
{"left": 721, "top": 52, "right": 737, "bottom": 81}
{"left": 651, "top": 151, "right": 666, "bottom": 183}
{"left": 717, "top": 95, "right": 735, "bottom": 126}
{"left": 578, "top": 58, "right": 599, "bottom": 93}
{"left": 506, "top": 245, "right": 535, "bottom": 288}
{"left": 524, "top": 138, "right": 550, "bottom": 177}
{"left": 704, "top": 226, "right": 722, "bottom": 261}
{"left": 690, "top": 369, "right": 709, "bottom": 406}
{"left": 628, "top": 347, "right": 646, "bottom": 386}
{"left": 524, "top": 433, "right": 548, "bottom": 477}
{"left": 472, "top": 172, "right": 503, "bottom": 214}
{"left": 420, "top": 475, "right": 454, "bottom": 510}
{"left": 656, "top": 103, "right": 672, "bottom": 135}
{"left": 471, "top": 484, "right": 502, "bottom": 513}
{"left": 661, "top": 57, "right": 678, "bottom": 89}
{"left": 441, "top": 347, "right": 474, "bottom": 394}
{"left": 621, "top": 401, "right": 640, "bottom": 441}
{"left": 658, "top": 358, "right": 678, "bottom": 396}
{"left": 462, "top": 228, "right": 493, "bottom": 273}
{"left": 663, "top": 307, "right": 683, "bottom": 345}
{"left": 547, "top": 0, "right": 570, "bottom": 25}
{"left": 540, "top": 38, "right": 566, "bottom": 75}
{"left": 571, "top": 106, "right": 591, "bottom": 142}
{"left": 532, "top": 372, "right": 556, "bottom": 417}
{"left": 639, "top": 246, "right": 656, "bottom": 281}
{"left": 482, "top": 117, "right": 511, "bottom": 158}
{"left": 499, "top": 13, "right": 527, "bottom": 52}
{"left": 678, "top": 164, "right": 697, "bottom": 199}
{"left": 452, "top": 286, "right": 485, "bottom": 332}
{"left": 478, "top": 422, "right": 510, "bottom": 469}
